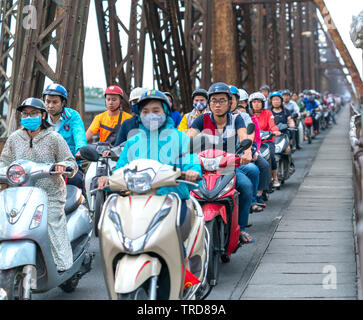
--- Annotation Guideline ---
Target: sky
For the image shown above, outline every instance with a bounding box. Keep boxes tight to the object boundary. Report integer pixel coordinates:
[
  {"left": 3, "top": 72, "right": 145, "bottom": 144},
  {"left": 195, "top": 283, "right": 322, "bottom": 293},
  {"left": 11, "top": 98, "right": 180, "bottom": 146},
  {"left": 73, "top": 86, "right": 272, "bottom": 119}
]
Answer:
[{"left": 82, "top": 0, "right": 363, "bottom": 90}]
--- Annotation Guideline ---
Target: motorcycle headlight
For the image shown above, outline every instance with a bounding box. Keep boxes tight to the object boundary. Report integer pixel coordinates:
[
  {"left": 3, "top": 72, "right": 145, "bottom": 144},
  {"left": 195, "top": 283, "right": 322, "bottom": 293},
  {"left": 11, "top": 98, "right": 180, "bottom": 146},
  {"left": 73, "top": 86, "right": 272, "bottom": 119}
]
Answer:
[
  {"left": 29, "top": 205, "right": 44, "bottom": 230},
  {"left": 200, "top": 155, "right": 223, "bottom": 172},
  {"left": 217, "top": 179, "right": 235, "bottom": 198},
  {"left": 7, "top": 165, "right": 26, "bottom": 185},
  {"left": 275, "top": 141, "right": 285, "bottom": 154},
  {"left": 124, "top": 168, "right": 155, "bottom": 194}
]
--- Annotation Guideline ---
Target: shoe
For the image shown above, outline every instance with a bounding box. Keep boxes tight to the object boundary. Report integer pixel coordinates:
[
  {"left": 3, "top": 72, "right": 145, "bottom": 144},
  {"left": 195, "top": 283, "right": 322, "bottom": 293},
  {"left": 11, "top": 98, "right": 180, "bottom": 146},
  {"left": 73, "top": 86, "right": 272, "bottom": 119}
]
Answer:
[
  {"left": 256, "top": 195, "right": 266, "bottom": 208},
  {"left": 250, "top": 205, "right": 263, "bottom": 213},
  {"left": 239, "top": 232, "right": 255, "bottom": 246},
  {"left": 273, "top": 182, "right": 281, "bottom": 188}
]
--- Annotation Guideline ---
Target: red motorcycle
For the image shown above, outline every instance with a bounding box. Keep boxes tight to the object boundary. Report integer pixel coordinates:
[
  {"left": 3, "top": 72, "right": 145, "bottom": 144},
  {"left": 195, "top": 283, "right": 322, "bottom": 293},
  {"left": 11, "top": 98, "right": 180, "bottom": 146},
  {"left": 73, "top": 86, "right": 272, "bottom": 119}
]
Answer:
[{"left": 190, "top": 138, "right": 252, "bottom": 287}]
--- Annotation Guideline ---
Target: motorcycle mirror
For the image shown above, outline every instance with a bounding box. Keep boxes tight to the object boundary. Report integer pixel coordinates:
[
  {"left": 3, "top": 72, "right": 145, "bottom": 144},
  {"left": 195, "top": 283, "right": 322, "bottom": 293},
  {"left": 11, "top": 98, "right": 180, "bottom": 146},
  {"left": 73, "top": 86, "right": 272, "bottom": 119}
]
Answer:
[
  {"left": 246, "top": 123, "right": 255, "bottom": 135},
  {"left": 80, "top": 146, "right": 100, "bottom": 162},
  {"left": 236, "top": 139, "right": 253, "bottom": 154}
]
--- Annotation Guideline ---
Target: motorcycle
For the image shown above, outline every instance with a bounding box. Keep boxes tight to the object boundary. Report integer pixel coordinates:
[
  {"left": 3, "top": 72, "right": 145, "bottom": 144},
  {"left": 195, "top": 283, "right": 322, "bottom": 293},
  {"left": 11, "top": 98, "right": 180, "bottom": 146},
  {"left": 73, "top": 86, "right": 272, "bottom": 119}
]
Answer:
[
  {"left": 83, "top": 145, "right": 209, "bottom": 300},
  {"left": 0, "top": 161, "right": 93, "bottom": 300},
  {"left": 303, "top": 111, "right": 314, "bottom": 144},
  {"left": 273, "top": 117, "right": 295, "bottom": 185},
  {"left": 82, "top": 142, "right": 121, "bottom": 237},
  {"left": 260, "top": 130, "right": 274, "bottom": 196},
  {"left": 190, "top": 131, "right": 253, "bottom": 287},
  {"left": 291, "top": 113, "right": 304, "bottom": 150}
]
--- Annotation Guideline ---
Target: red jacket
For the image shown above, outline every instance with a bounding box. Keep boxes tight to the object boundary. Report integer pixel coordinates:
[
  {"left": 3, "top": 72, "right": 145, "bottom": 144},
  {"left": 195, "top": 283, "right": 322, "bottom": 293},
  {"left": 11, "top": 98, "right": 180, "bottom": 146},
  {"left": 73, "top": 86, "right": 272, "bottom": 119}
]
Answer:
[{"left": 254, "top": 109, "right": 279, "bottom": 143}]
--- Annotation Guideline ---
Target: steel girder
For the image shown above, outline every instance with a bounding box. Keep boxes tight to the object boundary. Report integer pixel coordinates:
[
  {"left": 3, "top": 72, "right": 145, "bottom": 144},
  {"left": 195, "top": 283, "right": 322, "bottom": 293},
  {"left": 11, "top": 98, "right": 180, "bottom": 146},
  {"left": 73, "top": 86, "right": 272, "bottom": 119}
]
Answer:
[
  {"left": 95, "top": 0, "right": 146, "bottom": 100},
  {"left": 3, "top": 0, "right": 90, "bottom": 134}
]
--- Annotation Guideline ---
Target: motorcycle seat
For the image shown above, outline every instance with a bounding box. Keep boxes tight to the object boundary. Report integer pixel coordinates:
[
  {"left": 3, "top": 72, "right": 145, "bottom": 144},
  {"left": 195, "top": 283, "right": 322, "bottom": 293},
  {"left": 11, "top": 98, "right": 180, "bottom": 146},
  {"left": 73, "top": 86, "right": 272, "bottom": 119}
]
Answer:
[{"left": 65, "top": 185, "right": 83, "bottom": 215}]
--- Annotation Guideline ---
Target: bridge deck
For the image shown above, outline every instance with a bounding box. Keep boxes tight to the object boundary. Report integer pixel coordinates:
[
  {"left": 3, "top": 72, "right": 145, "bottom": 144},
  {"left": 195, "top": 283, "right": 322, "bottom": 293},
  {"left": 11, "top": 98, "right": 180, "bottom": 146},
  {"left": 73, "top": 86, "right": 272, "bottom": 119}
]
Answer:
[{"left": 241, "top": 105, "right": 357, "bottom": 300}]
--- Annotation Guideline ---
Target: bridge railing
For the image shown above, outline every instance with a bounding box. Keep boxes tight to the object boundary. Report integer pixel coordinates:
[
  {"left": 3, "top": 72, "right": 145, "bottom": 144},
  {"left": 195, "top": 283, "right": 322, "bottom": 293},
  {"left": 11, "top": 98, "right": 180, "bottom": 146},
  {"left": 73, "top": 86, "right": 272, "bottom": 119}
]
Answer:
[{"left": 350, "top": 103, "right": 363, "bottom": 299}]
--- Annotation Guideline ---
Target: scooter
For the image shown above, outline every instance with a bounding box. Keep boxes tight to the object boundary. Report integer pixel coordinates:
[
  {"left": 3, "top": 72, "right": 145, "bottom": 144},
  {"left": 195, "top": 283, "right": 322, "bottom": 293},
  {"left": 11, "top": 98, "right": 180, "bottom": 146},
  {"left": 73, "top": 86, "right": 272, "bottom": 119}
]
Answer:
[
  {"left": 83, "top": 142, "right": 120, "bottom": 237},
  {"left": 190, "top": 135, "right": 253, "bottom": 287},
  {"left": 0, "top": 161, "right": 93, "bottom": 300},
  {"left": 82, "top": 146, "right": 209, "bottom": 300},
  {"left": 274, "top": 122, "right": 295, "bottom": 185},
  {"left": 260, "top": 130, "right": 274, "bottom": 196}
]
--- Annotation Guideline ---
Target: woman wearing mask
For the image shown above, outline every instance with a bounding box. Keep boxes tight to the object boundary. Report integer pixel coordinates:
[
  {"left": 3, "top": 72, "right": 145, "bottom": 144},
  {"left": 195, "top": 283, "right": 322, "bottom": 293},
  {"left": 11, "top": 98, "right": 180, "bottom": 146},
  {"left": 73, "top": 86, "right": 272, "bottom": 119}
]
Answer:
[
  {"left": 0, "top": 98, "right": 78, "bottom": 272},
  {"left": 249, "top": 92, "right": 281, "bottom": 188},
  {"left": 178, "top": 88, "right": 210, "bottom": 133}
]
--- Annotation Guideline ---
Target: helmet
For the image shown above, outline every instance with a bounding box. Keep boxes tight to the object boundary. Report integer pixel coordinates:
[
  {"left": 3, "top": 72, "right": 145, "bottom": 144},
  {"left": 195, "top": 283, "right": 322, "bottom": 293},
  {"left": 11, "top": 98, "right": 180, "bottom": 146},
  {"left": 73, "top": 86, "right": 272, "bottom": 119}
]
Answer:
[
  {"left": 129, "top": 87, "right": 147, "bottom": 103},
  {"left": 17, "top": 98, "right": 48, "bottom": 113},
  {"left": 105, "top": 85, "right": 124, "bottom": 99},
  {"left": 281, "top": 89, "right": 291, "bottom": 96},
  {"left": 269, "top": 91, "right": 283, "bottom": 100},
  {"left": 192, "top": 88, "right": 208, "bottom": 100},
  {"left": 239, "top": 89, "right": 249, "bottom": 101},
  {"left": 208, "top": 82, "right": 232, "bottom": 101},
  {"left": 229, "top": 85, "right": 240, "bottom": 99},
  {"left": 259, "top": 85, "right": 270, "bottom": 92},
  {"left": 138, "top": 90, "right": 172, "bottom": 115},
  {"left": 248, "top": 92, "right": 266, "bottom": 104},
  {"left": 163, "top": 92, "right": 174, "bottom": 105},
  {"left": 42, "top": 83, "right": 68, "bottom": 102}
]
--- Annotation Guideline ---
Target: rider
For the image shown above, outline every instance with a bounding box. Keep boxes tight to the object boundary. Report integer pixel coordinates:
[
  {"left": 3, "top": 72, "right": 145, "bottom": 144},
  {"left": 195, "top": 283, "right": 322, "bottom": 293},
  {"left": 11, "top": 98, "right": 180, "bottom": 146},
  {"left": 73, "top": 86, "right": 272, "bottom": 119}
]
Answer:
[
  {"left": 259, "top": 85, "right": 271, "bottom": 110},
  {"left": 114, "top": 87, "right": 148, "bottom": 147},
  {"left": 230, "top": 86, "right": 269, "bottom": 211},
  {"left": 0, "top": 98, "right": 78, "bottom": 272},
  {"left": 178, "top": 88, "right": 209, "bottom": 132},
  {"left": 280, "top": 90, "right": 299, "bottom": 149},
  {"left": 303, "top": 90, "right": 321, "bottom": 135},
  {"left": 237, "top": 89, "right": 249, "bottom": 112},
  {"left": 86, "top": 85, "right": 132, "bottom": 145},
  {"left": 249, "top": 92, "right": 281, "bottom": 189},
  {"left": 187, "top": 82, "right": 257, "bottom": 244},
  {"left": 98, "top": 90, "right": 201, "bottom": 224},
  {"left": 43, "top": 83, "right": 87, "bottom": 189}
]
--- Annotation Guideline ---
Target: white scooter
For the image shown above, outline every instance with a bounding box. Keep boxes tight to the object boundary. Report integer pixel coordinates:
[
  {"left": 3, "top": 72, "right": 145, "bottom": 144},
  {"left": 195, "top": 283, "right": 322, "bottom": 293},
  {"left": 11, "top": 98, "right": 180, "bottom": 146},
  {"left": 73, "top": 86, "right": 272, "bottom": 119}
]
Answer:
[
  {"left": 82, "top": 145, "right": 209, "bottom": 300},
  {"left": 83, "top": 142, "right": 120, "bottom": 237},
  {"left": 0, "top": 161, "right": 93, "bottom": 300}
]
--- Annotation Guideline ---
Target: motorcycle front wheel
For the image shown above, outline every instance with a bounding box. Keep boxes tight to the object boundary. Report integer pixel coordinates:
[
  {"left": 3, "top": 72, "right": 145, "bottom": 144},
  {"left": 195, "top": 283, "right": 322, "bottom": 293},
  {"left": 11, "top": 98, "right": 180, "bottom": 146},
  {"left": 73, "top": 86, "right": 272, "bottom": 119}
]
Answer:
[
  {"left": 0, "top": 267, "right": 26, "bottom": 300},
  {"left": 94, "top": 190, "right": 105, "bottom": 237},
  {"left": 205, "top": 219, "right": 221, "bottom": 287},
  {"left": 117, "top": 285, "right": 149, "bottom": 300}
]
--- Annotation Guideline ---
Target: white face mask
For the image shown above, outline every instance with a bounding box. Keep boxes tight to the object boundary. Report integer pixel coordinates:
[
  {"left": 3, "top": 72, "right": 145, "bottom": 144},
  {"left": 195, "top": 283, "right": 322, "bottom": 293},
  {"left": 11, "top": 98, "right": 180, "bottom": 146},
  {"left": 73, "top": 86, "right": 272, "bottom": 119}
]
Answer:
[{"left": 140, "top": 113, "right": 167, "bottom": 131}]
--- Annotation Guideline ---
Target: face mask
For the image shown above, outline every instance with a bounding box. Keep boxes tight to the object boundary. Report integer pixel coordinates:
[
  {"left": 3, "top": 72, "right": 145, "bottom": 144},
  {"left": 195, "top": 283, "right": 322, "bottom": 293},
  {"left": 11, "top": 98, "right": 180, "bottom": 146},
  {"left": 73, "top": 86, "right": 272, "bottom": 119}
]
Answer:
[
  {"left": 140, "top": 113, "right": 166, "bottom": 131},
  {"left": 21, "top": 116, "right": 42, "bottom": 131},
  {"left": 193, "top": 102, "right": 207, "bottom": 111}
]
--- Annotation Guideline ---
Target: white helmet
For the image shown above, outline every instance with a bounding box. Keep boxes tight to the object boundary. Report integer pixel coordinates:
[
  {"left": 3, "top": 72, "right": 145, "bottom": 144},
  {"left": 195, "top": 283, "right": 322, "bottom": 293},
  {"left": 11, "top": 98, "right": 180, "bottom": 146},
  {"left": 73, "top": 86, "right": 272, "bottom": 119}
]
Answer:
[
  {"left": 129, "top": 87, "right": 148, "bottom": 103},
  {"left": 248, "top": 92, "right": 266, "bottom": 103},
  {"left": 239, "top": 89, "right": 249, "bottom": 101}
]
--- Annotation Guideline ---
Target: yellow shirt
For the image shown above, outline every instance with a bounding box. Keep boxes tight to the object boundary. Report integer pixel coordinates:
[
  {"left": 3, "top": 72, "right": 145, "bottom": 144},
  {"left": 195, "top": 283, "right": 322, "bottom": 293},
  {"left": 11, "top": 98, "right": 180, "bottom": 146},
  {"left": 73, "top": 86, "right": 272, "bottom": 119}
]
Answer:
[{"left": 88, "top": 110, "right": 132, "bottom": 142}]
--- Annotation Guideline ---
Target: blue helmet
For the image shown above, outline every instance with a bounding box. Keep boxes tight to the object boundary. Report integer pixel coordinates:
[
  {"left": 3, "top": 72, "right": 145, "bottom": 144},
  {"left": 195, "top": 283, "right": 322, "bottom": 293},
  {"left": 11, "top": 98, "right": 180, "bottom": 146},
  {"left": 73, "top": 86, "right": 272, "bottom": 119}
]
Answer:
[
  {"left": 42, "top": 83, "right": 68, "bottom": 102},
  {"left": 138, "top": 90, "right": 172, "bottom": 115},
  {"left": 229, "top": 85, "right": 240, "bottom": 99},
  {"left": 208, "top": 82, "right": 232, "bottom": 101},
  {"left": 269, "top": 91, "right": 283, "bottom": 100}
]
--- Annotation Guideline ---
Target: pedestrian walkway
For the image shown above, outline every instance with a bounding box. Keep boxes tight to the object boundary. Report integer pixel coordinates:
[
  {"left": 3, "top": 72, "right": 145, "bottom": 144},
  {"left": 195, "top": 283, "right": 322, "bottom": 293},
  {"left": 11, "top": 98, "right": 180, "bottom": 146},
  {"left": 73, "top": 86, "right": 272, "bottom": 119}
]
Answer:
[{"left": 241, "top": 105, "right": 357, "bottom": 300}]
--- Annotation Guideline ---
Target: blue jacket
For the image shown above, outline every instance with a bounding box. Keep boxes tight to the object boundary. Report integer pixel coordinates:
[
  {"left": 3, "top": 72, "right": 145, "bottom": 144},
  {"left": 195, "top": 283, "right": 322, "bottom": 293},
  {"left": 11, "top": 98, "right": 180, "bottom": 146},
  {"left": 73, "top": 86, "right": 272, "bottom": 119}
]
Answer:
[
  {"left": 303, "top": 98, "right": 319, "bottom": 113},
  {"left": 115, "top": 117, "right": 202, "bottom": 200},
  {"left": 51, "top": 107, "right": 87, "bottom": 161}
]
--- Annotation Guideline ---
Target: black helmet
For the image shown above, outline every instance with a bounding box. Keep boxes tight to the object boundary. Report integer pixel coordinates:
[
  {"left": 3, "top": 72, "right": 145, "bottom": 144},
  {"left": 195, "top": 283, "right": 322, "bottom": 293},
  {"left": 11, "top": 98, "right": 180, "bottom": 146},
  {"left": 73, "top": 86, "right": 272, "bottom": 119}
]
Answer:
[
  {"left": 192, "top": 88, "right": 208, "bottom": 100},
  {"left": 208, "top": 82, "right": 232, "bottom": 101},
  {"left": 17, "top": 98, "right": 47, "bottom": 114},
  {"left": 138, "top": 90, "right": 172, "bottom": 115},
  {"left": 259, "top": 85, "right": 270, "bottom": 92}
]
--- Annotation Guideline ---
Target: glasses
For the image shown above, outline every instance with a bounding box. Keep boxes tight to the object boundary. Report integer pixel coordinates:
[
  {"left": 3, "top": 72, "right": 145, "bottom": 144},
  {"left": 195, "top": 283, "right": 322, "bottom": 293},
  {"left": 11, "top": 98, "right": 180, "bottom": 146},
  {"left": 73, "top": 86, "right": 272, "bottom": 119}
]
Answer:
[
  {"left": 210, "top": 98, "right": 228, "bottom": 105},
  {"left": 21, "top": 111, "right": 41, "bottom": 118}
]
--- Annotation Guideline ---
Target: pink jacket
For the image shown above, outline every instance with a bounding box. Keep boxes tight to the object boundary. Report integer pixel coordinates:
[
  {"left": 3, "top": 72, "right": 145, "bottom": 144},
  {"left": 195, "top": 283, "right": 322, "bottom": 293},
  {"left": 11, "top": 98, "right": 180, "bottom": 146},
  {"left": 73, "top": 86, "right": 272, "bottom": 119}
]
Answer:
[{"left": 250, "top": 114, "right": 261, "bottom": 152}]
